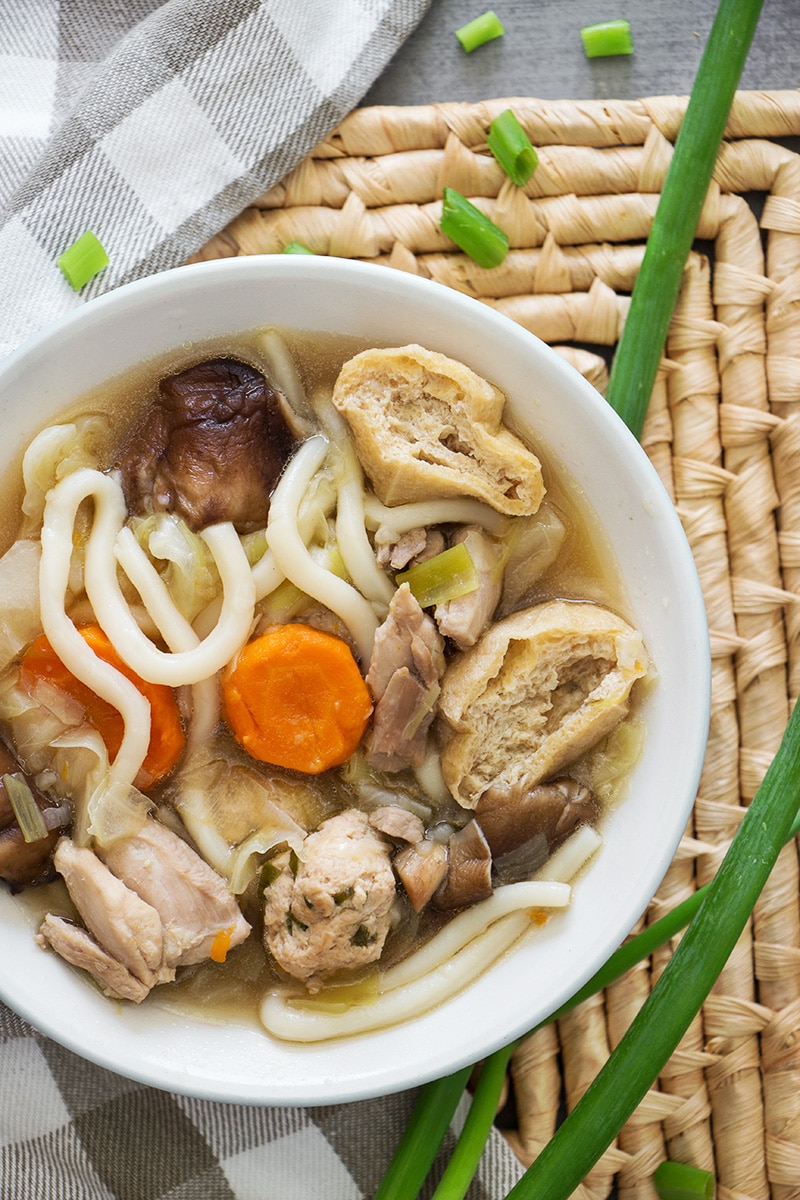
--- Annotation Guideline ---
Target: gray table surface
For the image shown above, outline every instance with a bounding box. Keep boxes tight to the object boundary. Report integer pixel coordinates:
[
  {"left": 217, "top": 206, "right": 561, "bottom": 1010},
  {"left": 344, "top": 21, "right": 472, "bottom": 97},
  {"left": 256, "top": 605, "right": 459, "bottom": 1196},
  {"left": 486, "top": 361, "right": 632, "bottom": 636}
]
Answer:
[{"left": 364, "top": 0, "right": 799, "bottom": 107}]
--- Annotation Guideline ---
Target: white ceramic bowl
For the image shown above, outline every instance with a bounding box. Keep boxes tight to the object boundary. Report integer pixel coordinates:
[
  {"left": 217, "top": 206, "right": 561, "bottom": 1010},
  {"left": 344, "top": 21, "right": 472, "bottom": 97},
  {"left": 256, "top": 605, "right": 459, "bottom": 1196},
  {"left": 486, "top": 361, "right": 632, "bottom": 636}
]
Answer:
[{"left": 0, "top": 256, "right": 710, "bottom": 1105}]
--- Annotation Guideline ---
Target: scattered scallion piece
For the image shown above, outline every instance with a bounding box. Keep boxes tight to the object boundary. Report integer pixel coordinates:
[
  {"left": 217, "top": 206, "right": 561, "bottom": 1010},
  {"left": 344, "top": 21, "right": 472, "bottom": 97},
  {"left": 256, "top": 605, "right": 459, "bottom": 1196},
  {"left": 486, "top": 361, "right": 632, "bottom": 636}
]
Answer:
[
  {"left": 487, "top": 109, "right": 538, "bottom": 187},
  {"left": 396, "top": 541, "right": 479, "bottom": 608},
  {"left": 653, "top": 1160, "right": 715, "bottom": 1200},
  {"left": 580, "top": 19, "right": 634, "bottom": 58},
  {"left": 455, "top": 11, "right": 505, "bottom": 52},
  {"left": 439, "top": 187, "right": 509, "bottom": 268},
  {"left": 605, "top": 0, "right": 764, "bottom": 437},
  {"left": 282, "top": 241, "right": 315, "bottom": 255},
  {"left": 3, "top": 773, "right": 47, "bottom": 843},
  {"left": 56, "top": 230, "right": 109, "bottom": 290}
]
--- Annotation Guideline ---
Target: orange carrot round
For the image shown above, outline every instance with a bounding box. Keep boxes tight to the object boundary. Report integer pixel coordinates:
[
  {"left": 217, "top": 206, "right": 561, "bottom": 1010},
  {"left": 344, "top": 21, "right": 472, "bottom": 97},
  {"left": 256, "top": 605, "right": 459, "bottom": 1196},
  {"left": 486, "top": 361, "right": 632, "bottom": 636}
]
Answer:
[
  {"left": 222, "top": 624, "right": 373, "bottom": 774},
  {"left": 20, "top": 625, "right": 185, "bottom": 789}
]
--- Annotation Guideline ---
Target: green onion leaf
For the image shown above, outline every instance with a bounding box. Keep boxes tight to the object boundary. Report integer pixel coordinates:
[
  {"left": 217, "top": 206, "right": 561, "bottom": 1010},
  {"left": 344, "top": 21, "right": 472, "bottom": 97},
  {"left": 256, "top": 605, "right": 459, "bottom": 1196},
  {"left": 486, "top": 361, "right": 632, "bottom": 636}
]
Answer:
[
  {"left": 373, "top": 1067, "right": 474, "bottom": 1200},
  {"left": 653, "top": 1160, "right": 715, "bottom": 1200},
  {"left": 439, "top": 187, "right": 509, "bottom": 268},
  {"left": 507, "top": 658, "right": 793, "bottom": 1198},
  {"left": 454, "top": 11, "right": 505, "bottom": 52},
  {"left": 487, "top": 109, "right": 538, "bottom": 187},
  {"left": 396, "top": 542, "right": 479, "bottom": 608},
  {"left": 282, "top": 241, "right": 315, "bottom": 255},
  {"left": 580, "top": 19, "right": 634, "bottom": 58},
  {"left": 3, "top": 773, "right": 48, "bottom": 843},
  {"left": 606, "top": 0, "right": 764, "bottom": 437},
  {"left": 56, "top": 231, "right": 109, "bottom": 290}
]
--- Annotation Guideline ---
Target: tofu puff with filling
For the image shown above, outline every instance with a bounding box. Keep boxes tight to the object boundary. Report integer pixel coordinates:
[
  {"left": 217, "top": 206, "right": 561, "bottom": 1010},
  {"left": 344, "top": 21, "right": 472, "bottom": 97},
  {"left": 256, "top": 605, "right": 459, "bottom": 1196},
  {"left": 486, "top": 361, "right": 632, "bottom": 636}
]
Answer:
[
  {"left": 332, "top": 344, "right": 544, "bottom": 514},
  {"left": 437, "top": 599, "right": 649, "bottom": 809}
]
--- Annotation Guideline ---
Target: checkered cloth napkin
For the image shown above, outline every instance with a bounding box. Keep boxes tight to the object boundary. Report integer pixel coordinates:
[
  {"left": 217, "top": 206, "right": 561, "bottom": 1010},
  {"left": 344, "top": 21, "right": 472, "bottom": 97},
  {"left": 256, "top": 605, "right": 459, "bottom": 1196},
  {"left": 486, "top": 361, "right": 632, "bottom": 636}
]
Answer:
[
  {"left": 0, "top": 2, "right": 528, "bottom": 1197},
  {"left": 0, "top": 0, "right": 430, "bottom": 359}
]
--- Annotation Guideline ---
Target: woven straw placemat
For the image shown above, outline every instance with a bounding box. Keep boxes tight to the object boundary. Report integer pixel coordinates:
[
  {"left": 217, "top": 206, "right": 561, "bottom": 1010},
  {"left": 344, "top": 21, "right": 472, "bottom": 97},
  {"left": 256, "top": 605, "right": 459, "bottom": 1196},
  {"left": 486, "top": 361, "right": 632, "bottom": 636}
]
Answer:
[{"left": 193, "top": 90, "right": 800, "bottom": 1200}]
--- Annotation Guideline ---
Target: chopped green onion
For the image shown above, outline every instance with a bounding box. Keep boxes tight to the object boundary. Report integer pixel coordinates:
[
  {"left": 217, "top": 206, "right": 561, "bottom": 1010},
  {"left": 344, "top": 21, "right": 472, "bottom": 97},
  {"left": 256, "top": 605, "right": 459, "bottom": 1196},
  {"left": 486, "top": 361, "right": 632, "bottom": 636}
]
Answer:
[
  {"left": 454, "top": 11, "right": 505, "bottom": 52},
  {"left": 396, "top": 542, "right": 479, "bottom": 608},
  {"left": 439, "top": 187, "right": 509, "bottom": 269},
  {"left": 282, "top": 241, "right": 315, "bottom": 255},
  {"left": 3, "top": 773, "right": 48, "bottom": 843},
  {"left": 487, "top": 109, "right": 538, "bottom": 187},
  {"left": 56, "top": 230, "right": 109, "bottom": 290},
  {"left": 606, "top": 0, "right": 763, "bottom": 437},
  {"left": 259, "top": 860, "right": 282, "bottom": 889},
  {"left": 580, "top": 19, "right": 634, "bottom": 58},
  {"left": 653, "top": 1160, "right": 715, "bottom": 1200}
]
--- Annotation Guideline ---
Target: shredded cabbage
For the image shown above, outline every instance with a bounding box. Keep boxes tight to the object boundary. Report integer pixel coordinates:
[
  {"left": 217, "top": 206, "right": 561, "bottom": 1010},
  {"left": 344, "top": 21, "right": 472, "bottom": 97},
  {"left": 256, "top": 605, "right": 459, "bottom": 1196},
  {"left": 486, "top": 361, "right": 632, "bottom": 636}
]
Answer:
[
  {"left": 498, "top": 503, "right": 566, "bottom": 612},
  {"left": 0, "top": 540, "right": 43, "bottom": 672},
  {"left": 0, "top": 674, "right": 113, "bottom": 847},
  {"left": 21, "top": 416, "right": 109, "bottom": 536},
  {"left": 172, "top": 749, "right": 319, "bottom": 891},
  {"left": 130, "top": 513, "right": 220, "bottom": 623},
  {"left": 85, "top": 769, "right": 151, "bottom": 849}
]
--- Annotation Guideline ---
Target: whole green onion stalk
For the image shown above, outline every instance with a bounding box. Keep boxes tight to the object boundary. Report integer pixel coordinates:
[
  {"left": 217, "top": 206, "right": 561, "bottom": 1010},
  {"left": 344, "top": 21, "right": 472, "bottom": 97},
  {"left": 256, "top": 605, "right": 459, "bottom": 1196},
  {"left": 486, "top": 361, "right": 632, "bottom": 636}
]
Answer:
[
  {"left": 374, "top": 0, "right": 767, "bottom": 1195},
  {"left": 605, "top": 0, "right": 765, "bottom": 435}
]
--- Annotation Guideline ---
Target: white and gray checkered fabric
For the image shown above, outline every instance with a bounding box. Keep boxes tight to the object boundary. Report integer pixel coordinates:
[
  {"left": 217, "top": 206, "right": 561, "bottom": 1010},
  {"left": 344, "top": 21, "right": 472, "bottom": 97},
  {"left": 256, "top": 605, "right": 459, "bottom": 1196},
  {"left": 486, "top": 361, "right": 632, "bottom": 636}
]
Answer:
[
  {"left": 0, "top": 1006, "right": 526, "bottom": 1199},
  {"left": 0, "top": 0, "right": 431, "bottom": 359},
  {"left": 0, "top": 2, "right": 529, "bottom": 1196}
]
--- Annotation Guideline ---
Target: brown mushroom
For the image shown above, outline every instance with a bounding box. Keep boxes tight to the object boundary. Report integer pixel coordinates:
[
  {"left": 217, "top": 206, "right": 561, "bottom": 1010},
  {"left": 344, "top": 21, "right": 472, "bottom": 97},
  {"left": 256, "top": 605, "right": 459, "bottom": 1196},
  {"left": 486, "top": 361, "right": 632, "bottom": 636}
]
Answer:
[
  {"left": 0, "top": 754, "right": 71, "bottom": 891},
  {"left": 116, "top": 358, "right": 298, "bottom": 533},
  {"left": 394, "top": 839, "right": 448, "bottom": 912},
  {"left": 434, "top": 820, "right": 493, "bottom": 910},
  {"left": 476, "top": 776, "right": 599, "bottom": 859}
]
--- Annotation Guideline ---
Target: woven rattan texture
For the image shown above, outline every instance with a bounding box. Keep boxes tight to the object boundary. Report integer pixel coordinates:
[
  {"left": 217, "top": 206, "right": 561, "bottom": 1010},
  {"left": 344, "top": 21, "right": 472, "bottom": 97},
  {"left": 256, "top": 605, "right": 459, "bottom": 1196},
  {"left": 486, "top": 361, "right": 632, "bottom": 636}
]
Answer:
[{"left": 194, "top": 91, "right": 800, "bottom": 1200}]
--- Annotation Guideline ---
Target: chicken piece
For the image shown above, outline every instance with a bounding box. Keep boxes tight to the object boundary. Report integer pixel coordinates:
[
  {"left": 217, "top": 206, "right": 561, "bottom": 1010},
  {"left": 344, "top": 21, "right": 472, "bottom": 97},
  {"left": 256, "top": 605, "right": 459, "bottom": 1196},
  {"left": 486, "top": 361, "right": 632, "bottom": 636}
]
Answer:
[
  {"left": 36, "top": 914, "right": 151, "bottom": 1003},
  {"left": 50, "top": 838, "right": 168, "bottom": 989},
  {"left": 116, "top": 358, "right": 297, "bottom": 533},
  {"left": 100, "top": 818, "right": 250, "bottom": 967},
  {"left": 365, "top": 584, "right": 446, "bottom": 772},
  {"left": 438, "top": 599, "right": 648, "bottom": 807},
  {"left": 368, "top": 805, "right": 425, "bottom": 844},
  {"left": 375, "top": 526, "right": 446, "bottom": 571},
  {"left": 434, "top": 526, "right": 504, "bottom": 650},
  {"left": 263, "top": 809, "right": 396, "bottom": 992},
  {"left": 332, "top": 345, "right": 544, "bottom": 515}
]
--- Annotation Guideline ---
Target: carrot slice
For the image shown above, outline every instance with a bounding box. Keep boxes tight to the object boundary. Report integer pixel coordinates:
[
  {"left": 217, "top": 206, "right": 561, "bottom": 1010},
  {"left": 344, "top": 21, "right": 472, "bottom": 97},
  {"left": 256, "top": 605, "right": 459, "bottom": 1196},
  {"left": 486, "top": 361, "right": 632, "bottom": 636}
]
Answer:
[
  {"left": 20, "top": 625, "right": 185, "bottom": 789},
  {"left": 222, "top": 624, "right": 373, "bottom": 774}
]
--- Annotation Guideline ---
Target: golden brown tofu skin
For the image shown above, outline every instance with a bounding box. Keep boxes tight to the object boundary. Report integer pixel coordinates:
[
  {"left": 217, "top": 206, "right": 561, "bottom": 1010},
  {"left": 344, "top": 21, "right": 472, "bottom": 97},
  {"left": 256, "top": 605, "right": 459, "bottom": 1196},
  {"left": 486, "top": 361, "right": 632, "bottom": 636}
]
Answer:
[
  {"left": 332, "top": 345, "right": 544, "bottom": 515},
  {"left": 437, "top": 598, "right": 649, "bottom": 808}
]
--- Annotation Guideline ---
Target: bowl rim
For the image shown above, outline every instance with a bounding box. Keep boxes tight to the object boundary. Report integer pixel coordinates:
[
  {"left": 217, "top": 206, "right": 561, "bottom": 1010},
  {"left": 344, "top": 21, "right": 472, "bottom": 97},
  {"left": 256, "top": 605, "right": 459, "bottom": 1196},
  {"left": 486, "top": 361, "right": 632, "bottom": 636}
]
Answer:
[{"left": 0, "top": 255, "right": 711, "bottom": 1105}]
